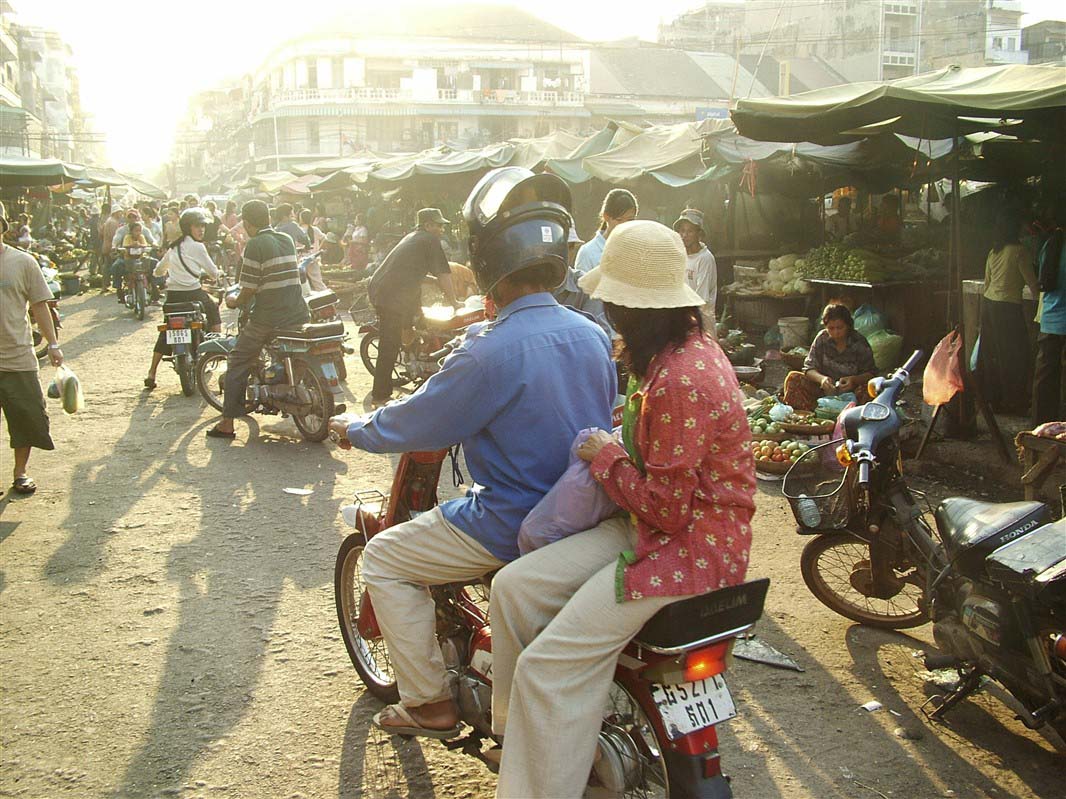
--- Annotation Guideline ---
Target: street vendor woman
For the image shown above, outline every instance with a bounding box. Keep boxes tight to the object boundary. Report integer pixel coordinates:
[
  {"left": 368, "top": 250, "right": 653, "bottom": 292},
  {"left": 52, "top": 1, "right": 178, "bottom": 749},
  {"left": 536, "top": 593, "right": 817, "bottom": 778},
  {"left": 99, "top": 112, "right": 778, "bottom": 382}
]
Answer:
[{"left": 783, "top": 304, "right": 877, "bottom": 411}]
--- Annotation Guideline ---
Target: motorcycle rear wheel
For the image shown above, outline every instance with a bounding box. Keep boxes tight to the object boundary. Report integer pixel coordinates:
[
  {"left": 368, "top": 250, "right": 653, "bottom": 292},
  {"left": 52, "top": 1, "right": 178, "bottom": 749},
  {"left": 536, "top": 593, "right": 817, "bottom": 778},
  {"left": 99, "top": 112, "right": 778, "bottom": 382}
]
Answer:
[
  {"left": 290, "top": 362, "right": 333, "bottom": 442},
  {"left": 196, "top": 352, "right": 228, "bottom": 412},
  {"left": 177, "top": 352, "right": 196, "bottom": 397},
  {"left": 335, "top": 532, "right": 399, "bottom": 704},
  {"left": 359, "top": 332, "right": 411, "bottom": 387},
  {"left": 801, "top": 532, "right": 928, "bottom": 629},
  {"left": 598, "top": 681, "right": 670, "bottom": 798}
]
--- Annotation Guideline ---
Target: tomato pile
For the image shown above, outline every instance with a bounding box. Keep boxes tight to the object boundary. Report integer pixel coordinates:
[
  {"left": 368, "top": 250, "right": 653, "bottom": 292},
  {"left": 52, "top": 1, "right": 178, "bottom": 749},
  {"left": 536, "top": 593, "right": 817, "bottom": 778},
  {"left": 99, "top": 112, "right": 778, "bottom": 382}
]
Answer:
[{"left": 753, "top": 439, "right": 810, "bottom": 465}]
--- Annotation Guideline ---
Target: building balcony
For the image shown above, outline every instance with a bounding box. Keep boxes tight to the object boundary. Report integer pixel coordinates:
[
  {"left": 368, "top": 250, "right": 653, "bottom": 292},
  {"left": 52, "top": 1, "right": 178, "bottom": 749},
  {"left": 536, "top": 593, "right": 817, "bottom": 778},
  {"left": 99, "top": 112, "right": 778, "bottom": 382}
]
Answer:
[
  {"left": 989, "top": 0, "right": 1023, "bottom": 13},
  {"left": 270, "top": 86, "right": 585, "bottom": 108},
  {"left": 882, "top": 50, "right": 917, "bottom": 67},
  {"left": 882, "top": 2, "right": 917, "bottom": 16},
  {"left": 985, "top": 48, "right": 1029, "bottom": 65},
  {"left": 0, "top": 81, "right": 19, "bottom": 107}
]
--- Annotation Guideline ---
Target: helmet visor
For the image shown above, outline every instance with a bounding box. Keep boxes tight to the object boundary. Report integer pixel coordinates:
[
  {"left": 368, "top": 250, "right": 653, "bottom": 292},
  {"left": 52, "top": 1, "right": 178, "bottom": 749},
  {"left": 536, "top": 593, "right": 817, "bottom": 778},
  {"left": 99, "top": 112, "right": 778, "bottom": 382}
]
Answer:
[{"left": 466, "top": 168, "right": 571, "bottom": 227}]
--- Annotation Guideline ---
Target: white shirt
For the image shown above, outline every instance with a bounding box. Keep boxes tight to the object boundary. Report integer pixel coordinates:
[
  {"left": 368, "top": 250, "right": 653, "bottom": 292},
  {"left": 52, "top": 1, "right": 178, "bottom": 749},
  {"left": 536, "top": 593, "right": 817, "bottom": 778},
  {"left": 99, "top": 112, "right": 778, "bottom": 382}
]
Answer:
[
  {"left": 574, "top": 230, "right": 606, "bottom": 275},
  {"left": 154, "top": 238, "right": 220, "bottom": 291},
  {"left": 686, "top": 245, "right": 717, "bottom": 325}
]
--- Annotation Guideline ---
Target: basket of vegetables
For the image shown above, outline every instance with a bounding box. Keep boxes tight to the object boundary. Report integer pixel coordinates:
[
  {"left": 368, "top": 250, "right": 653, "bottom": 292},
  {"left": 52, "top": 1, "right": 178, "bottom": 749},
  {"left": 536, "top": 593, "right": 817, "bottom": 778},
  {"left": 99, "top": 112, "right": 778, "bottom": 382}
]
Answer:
[
  {"left": 752, "top": 439, "right": 814, "bottom": 475},
  {"left": 778, "top": 411, "right": 836, "bottom": 436},
  {"left": 748, "top": 416, "right": 787, "bottom": 441}
]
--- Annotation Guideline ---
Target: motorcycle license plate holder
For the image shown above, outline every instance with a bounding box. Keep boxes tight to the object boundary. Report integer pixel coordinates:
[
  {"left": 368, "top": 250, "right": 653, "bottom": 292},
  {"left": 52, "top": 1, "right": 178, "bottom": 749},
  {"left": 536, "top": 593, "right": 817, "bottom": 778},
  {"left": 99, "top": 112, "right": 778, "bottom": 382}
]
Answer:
[
  {"left": 650, "top": 674, "right": 737, "bottom": 740},
  {"left": 166, "top": 329, "right": 193, "bottom": 345}
]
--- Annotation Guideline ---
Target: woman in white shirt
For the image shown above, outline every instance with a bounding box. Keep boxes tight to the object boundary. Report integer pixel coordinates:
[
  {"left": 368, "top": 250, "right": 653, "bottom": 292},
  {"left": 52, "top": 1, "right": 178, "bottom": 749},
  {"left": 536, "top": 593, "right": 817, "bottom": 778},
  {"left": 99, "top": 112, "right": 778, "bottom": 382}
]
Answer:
[
  {"left": 574, "top": 189, "right": 638, "bottom": 275},
  {"left": 143, "top": 208, "right": 221, "bottom": 389}
]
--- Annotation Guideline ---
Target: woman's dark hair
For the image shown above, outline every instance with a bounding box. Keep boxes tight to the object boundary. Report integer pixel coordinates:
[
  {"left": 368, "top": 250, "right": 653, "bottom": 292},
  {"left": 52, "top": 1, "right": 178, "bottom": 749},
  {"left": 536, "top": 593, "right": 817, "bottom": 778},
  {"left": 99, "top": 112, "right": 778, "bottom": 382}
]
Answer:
[
  {"left": 225, "top": 201, "right": 236, "bottom": 214},
  {"left": 600, "top": 189, "right": 638, "bottom": 229},
  {"left": 991, "top": 208, "right": 1021, "bottom": 253},
  {"left": 300, "top": 209, "right": 313, "bottom": 225},
  {"left": 604, "top": 303, "right": 703, "bottom": 378},
  {"left": 821, "top": 303, "right": 854, "bottom": 331}
]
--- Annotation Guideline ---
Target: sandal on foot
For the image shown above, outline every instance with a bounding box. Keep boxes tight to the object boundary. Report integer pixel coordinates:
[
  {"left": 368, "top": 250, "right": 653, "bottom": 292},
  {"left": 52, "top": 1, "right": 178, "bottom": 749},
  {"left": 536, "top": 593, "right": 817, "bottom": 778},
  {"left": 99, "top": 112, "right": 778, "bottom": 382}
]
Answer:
[
  {"left": 12, "top": 476, "right": 37, "bottom": 495},
  {"left": 143, "top": 377, "right": 157, "bottom": 390},
  {"left": 205, "top": 425, "right": 236, "bottom": 440},
  {"left": 371, "top": 704, "right": 461, "bottom": 740}
]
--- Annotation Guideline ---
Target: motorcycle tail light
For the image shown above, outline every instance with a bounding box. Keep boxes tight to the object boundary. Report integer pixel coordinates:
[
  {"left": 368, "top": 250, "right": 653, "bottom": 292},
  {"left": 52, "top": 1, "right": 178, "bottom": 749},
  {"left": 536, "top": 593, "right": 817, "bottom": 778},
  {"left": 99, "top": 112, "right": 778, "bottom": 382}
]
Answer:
[
  {"left": 168, "top": 317, "right": 186, "bottom": 329},
  {"left": 1051, "top": 633, "right": 1066, "bottom": 661},
  {"left": 683, "top": 640, "right": 734, "bottom": 682},
  {"left": 836, "top": 444, "right": 853, "bottom": 467}
]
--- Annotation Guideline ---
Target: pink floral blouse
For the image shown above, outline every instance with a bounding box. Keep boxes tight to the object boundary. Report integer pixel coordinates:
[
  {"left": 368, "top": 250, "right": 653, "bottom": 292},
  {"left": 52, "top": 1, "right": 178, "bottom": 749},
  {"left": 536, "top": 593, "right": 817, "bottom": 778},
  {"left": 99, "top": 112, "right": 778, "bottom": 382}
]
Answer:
[{"left": 591, "top": 331, "right": 756, "bottom": 601}]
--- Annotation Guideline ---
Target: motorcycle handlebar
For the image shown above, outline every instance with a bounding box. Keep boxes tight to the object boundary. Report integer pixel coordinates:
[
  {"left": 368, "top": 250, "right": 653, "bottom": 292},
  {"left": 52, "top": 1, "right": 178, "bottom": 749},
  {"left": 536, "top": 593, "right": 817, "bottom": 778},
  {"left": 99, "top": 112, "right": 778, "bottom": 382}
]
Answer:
[
  {"left": 899, "top": 350, "right": 923, "bottom": 379},
  {"left": 858, "top": 459, "right": 871, "bottom": 485}
]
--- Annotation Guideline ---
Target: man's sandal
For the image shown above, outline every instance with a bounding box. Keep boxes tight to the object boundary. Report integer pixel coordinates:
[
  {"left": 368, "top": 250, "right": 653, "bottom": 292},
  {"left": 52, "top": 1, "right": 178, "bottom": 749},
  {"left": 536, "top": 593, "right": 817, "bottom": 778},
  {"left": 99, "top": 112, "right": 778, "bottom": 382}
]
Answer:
[
  {"left": 11, "top": 477, "right": 37, "bottom": 495},
  {"left": 205, "top": 425, "right": 236, "bottom": 440},
  {"left": 371, "top": 704, "right": 461, "bottom": 740}
]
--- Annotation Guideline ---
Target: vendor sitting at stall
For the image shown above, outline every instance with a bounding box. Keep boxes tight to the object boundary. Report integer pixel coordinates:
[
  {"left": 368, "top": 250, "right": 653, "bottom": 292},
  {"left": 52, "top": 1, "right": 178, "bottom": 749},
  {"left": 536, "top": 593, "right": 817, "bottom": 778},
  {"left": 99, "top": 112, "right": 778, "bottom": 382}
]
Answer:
[{"left": 783, "top": 304, "right": 877, "bottom": 411}]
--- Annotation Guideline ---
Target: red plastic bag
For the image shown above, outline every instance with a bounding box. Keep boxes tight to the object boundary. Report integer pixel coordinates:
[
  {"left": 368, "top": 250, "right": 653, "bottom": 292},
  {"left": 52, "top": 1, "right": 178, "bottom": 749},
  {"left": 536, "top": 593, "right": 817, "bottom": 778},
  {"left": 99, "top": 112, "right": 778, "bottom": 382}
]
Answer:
[{"left": 923, "top": 331, "right": 964, "bottom": 407}]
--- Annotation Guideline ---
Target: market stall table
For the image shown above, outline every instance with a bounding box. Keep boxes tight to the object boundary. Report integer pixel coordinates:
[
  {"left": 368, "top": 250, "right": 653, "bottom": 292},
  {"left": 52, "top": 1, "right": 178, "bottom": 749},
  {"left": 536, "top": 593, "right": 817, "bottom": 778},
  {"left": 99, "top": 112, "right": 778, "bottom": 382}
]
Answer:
[{"left": 1015, "top": 432, "right": 1066, "bottom": 505}]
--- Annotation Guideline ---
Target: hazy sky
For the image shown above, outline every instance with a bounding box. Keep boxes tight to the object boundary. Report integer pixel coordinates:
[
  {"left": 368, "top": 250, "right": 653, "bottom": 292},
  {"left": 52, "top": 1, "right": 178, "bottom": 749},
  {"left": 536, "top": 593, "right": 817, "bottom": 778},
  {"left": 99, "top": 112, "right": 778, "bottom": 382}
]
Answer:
[{"left": 13, "top": 0, "right": 1065, "bottom": 176}]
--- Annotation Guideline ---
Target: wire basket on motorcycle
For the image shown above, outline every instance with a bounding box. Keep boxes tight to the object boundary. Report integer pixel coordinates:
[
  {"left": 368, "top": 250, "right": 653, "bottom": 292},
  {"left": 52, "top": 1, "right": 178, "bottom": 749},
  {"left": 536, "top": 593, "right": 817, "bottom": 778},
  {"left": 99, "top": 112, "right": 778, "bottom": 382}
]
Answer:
[{"left": 781, "top": 438, "right": 857, "bottom": 533}]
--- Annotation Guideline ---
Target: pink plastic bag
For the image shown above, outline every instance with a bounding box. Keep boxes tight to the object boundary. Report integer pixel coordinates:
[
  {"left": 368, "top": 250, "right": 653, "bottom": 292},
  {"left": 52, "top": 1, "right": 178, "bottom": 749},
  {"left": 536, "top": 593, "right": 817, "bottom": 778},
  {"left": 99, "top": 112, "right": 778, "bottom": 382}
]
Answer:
[
  {"left": 923, "top": 331, "right": 964, "bottom": 407},
  {"left": 517, "top": 429, "right": 621, "bottom": 555}
]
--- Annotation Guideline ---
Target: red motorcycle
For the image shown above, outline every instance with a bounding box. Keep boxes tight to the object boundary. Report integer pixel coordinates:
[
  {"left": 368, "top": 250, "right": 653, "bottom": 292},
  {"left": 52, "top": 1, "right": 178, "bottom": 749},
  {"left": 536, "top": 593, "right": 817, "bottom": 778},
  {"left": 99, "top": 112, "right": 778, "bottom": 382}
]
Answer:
[
  {"left": 358, "top": 300, "right": 486, "bottom": 390},
  {"left": 334, "top": 447, "right": 767, "bottom": 797}
]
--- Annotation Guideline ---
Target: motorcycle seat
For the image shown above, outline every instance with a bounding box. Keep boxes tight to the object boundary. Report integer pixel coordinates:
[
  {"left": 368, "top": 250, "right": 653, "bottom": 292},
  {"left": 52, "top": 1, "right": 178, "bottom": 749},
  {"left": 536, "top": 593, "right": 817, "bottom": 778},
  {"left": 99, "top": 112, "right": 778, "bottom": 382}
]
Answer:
[
  {"left": 306, "top": 291, "right": 339, "bottom": 311},
  {"left": 934, "top": 497, "right": 1051, "bottom": 575},
  {"left": 275, "top": 321, "right": 346, "bottom": 340},
  {"left": 632, "top": 578, "right": 769, "bottom": 654},
  {"left": 163, "top": 302, "right": 204, "bottom": 315},
  {"left": 984, "top": 518, "right": 1066, "bottom": 598}
]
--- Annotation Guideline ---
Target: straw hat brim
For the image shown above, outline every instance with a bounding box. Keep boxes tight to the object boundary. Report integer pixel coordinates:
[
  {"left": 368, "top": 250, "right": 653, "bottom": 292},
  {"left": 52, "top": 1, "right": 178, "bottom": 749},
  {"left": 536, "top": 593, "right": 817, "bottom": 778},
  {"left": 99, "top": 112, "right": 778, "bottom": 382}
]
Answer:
[{"left": 579, "top": 265, "right": 706, "bottom": 309}]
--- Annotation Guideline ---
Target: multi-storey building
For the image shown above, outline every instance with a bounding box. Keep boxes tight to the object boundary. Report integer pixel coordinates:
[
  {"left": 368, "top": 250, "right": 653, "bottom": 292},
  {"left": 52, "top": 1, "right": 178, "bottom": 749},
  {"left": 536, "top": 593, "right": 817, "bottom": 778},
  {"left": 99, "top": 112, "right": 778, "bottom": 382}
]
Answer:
[
  {"left": 1023, "top": 19, "right": 1066, "bottom": 65},
  {"left": 658, "top": 1, "right": 746, "bottom": 53},
  {"left": 0, "top": 0, "right": 43, "bottom": 158}
]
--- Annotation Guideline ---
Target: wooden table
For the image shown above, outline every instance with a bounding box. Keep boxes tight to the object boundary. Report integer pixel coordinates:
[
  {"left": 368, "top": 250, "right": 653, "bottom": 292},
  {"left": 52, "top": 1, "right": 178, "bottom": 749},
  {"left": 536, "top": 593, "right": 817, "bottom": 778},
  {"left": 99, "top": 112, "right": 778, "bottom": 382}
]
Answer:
[{"left": 1016, "top": 433, "right": 1066, "bottom": 507}]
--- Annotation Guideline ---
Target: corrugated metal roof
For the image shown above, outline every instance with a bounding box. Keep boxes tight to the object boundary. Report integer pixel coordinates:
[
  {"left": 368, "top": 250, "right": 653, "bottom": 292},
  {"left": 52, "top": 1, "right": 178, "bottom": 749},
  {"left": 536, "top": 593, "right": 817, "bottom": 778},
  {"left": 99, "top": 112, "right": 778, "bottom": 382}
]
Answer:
[{"left": 589, "top": 47, "right": 729, "bottom": 99}]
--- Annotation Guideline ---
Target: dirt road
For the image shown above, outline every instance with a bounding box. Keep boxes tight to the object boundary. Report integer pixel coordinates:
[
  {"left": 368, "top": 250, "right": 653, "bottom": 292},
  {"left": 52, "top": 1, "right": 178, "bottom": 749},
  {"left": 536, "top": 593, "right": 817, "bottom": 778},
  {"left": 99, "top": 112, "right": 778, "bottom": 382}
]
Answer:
[{"left": 1, "top": 291, "right": 1061, "bottom": 799}]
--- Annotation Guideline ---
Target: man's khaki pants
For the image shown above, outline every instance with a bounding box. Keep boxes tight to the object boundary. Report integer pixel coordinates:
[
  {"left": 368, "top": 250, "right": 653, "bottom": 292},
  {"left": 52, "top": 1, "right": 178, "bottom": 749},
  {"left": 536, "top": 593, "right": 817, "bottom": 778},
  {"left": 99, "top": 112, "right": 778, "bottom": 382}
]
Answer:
[
  {"left": 361, "top": 507, "right": 505, "bottom": 707},
  {"left": 490, "top": 516, "right": 693, "bottom": 799}
]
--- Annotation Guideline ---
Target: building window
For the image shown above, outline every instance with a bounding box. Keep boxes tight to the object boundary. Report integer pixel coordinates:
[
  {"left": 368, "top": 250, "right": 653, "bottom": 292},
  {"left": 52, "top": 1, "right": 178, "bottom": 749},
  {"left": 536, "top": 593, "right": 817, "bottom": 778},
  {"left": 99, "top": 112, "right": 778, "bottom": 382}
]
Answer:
[
  {"left": 1006, "top": 37, "right": 1015, "bottom": 51},
  {"left": 993, "top": 36, "right": 1003, "bottom": 49},
  {"left": 307, "top": 59, "right": 318, "bottom": 89},
  {"left": 308, "top": 120, "right": 320, "bottom": 151}
]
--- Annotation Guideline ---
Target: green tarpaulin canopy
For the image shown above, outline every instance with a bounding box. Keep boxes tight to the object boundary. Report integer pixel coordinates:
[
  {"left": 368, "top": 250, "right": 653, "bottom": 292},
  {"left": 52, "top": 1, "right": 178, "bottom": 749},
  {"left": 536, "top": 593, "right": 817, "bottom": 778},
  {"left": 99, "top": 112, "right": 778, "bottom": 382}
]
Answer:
[
  {"left": 732, "top": 64, "right": 1066, "bottom": 145},
  {"left": 1, "top": 156, "right": 86, "bottom": 187}
]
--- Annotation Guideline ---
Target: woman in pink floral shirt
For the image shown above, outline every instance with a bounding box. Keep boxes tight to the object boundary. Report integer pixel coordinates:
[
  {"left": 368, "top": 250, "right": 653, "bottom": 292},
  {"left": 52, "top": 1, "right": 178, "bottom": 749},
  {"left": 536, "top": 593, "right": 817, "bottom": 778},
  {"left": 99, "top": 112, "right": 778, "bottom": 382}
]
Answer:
[{"left": 489, "top": 220, "right": 755, "bottom": 798}]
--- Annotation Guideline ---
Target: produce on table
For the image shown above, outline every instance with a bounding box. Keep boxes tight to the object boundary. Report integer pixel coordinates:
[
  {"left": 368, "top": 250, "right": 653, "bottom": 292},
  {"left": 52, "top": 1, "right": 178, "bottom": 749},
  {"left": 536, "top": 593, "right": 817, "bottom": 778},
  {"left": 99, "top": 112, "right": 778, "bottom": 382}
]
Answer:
[
  {"left": 749, "top": 418, "right": 785, "bottom": 437},
  {"left": 796, "top": 244, "right": 893, "bottom": 283},
  {"left": 752, "top": 439, "right": 811, "bottom": 466},
  {"left": 730, "top": 254, "right": 813, "bottom": 297}
]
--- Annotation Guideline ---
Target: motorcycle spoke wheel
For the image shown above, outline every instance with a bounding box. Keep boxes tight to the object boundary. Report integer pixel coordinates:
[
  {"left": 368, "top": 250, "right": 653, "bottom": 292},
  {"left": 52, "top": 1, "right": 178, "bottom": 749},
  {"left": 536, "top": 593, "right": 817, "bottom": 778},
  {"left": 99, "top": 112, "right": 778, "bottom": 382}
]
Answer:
[
  {"left": 334, "top": 533, "right": 399, "bottom": 704},
  {"left": 196, "top": 353, "right": 229, "bottom": 412},
  {"left": 290, "top": 363, "right": 333, "bottom": 442},
  {"left": 595, "top": 682, "right": 669, "bottom": 799},
  {"left": 801, "top": 533, "right": 928, "bottom": 629},
  {"left": 359, "top": 333, "right": 411, "bottom": 387},
  {"left": 177, "top": 353, "right": 196, "bottom": 397}
]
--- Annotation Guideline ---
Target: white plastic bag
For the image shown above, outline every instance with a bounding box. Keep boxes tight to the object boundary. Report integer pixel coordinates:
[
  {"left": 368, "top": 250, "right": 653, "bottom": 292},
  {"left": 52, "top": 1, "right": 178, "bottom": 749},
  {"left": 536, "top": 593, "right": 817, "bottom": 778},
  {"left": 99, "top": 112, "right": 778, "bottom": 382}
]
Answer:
[
  {"left": 54, "top": 364, "right": 84, "bottom": 415},
  {"left": 769, "top": 401, "right": 793, "bottom": 422}
]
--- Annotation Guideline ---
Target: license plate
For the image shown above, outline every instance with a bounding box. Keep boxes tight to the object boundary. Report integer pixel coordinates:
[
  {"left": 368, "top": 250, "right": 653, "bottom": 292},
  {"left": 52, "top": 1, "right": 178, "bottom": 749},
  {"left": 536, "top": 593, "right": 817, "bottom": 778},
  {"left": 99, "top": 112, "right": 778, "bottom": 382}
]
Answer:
[
  {"left": 650, "top": 675, "right": 736, "bottom": 740},
  {"left": 320, "top": 361, "right": 338, "bottom": 381},
  {"left": 166, "top": 329, "right": 192, "bottom": 344}
]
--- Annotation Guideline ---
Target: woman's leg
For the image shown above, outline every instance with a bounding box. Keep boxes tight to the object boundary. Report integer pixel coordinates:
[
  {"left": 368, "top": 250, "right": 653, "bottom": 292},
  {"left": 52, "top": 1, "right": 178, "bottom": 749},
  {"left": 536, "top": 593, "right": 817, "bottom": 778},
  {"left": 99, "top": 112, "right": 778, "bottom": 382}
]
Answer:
[
  {"left": 496, "top": 560, "right": 690, "bottom": 799},
  {"left": 490, "top": 516, "right": 632, "bottom": 737}
]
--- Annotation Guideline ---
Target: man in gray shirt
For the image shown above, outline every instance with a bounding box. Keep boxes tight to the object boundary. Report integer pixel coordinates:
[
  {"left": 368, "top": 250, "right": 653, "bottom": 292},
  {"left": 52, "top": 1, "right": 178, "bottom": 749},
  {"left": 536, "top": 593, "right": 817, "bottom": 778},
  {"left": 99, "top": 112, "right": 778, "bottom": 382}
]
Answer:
[{"left": 273, "top": 203, "right": 310, "bottom": 251}]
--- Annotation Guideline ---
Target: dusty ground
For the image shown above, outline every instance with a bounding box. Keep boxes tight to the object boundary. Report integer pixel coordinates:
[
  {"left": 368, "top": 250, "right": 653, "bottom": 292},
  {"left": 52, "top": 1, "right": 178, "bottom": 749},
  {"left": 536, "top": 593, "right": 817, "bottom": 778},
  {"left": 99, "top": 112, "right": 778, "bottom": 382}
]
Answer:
[{"left": 1, "top": 291, "right": 1063, "bottom": 799}]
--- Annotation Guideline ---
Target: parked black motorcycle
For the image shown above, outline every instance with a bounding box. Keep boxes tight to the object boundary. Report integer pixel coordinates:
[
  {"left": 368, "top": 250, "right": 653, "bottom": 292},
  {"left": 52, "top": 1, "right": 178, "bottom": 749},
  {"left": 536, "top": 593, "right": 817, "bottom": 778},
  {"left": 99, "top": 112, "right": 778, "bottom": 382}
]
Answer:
[{"left": 783, "top": 351, "right": 1066, "bottom": 745}]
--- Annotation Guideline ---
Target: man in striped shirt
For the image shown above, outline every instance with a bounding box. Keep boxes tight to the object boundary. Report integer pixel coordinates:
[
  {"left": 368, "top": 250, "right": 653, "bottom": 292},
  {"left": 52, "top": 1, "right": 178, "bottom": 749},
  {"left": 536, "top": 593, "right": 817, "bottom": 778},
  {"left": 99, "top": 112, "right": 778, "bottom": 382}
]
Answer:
[{"left": 206, "top": 200, "right": 309, "bottom": 439}]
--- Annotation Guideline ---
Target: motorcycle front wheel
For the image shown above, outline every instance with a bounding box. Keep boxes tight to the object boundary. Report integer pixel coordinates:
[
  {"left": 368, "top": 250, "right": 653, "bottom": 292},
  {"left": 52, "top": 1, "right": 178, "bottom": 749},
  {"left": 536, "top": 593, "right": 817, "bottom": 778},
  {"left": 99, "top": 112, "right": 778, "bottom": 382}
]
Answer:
[
  {"left": 359, "top": 332, "right": 411, "bottom": 387},
  {"left": 135, "top": 281, "right": 147, "bottom": 320},
  {"left": 801, "top": 532, "right": 928, "bottom": 629},
  {"left": 176, "top": 352, "right": 196, "bottom": 397},
  {"left": 335, "top": 532, "right": 399, "bottom": 704},
  {"left": 290, "top": 362, "right": 333, "bottom": 442}
]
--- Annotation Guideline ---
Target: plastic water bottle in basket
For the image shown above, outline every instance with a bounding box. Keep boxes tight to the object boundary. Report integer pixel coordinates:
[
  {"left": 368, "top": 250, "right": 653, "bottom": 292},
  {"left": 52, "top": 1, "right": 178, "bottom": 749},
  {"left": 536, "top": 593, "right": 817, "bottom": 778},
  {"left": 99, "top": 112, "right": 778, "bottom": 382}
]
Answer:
[{"left": 782, "top": 438, "right": 856, "bottom": 533}]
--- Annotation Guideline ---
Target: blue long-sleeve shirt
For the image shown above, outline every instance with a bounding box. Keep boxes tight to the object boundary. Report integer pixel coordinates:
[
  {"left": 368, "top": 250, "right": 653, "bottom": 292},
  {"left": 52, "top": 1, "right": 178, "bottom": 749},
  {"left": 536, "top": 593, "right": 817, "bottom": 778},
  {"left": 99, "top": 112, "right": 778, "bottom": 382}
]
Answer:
[{"left": 347, "top": 292, "right": 617, "bottom": 561}]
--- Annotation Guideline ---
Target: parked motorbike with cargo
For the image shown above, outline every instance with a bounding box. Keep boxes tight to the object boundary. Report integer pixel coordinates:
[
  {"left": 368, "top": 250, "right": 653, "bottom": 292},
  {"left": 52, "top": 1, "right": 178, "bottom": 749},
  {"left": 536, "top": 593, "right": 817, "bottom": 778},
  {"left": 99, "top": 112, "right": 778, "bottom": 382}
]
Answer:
[
  {"left": 782, "top": 351, "right": 1066, "bottom": 746},
  {"left": 333, "top": 444, "right": 768, "bottom": 797},
  {"left": 358, "top": 298, "right": 486, "bottom": 390}
]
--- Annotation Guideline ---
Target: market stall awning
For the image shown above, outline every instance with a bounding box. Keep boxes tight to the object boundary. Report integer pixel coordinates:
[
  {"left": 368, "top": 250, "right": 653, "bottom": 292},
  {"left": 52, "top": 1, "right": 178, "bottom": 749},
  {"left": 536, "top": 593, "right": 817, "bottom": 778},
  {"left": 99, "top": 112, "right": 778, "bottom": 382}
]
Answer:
[
  {"left": 580, "top": 118, "right": 732, "bottom": 184},
  {"left": 507, "top": 130, "right": 586, "bottom": 170},
  {"left": 732, "top": 64, "right": 1066, "bottom": 145},
  {"left": 242, "top": 171, "right": 298, "bottom": 193},
  {"left": 77, "top": 167, "right": 168, "bottom": 199},
  {"left": 369, "top": 143, "right": 514, "bottom": 183},
  {"left": 0, "top": 155, "right": 86, "bottom": 187}
]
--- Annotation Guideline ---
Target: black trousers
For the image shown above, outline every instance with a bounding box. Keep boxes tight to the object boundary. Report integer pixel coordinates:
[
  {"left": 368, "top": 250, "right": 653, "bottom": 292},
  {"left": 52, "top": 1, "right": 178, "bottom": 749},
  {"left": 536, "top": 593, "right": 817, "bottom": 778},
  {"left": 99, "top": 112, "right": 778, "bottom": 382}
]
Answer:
[
  {"left": 1032, "top": 332, "right": 1066, "bottom": 426},
  {"left": 976, "top": 298, "right": 1031, "bottom": 415},
  {"left": 372, "top": 307, "right": 409, "bottom": 400}
]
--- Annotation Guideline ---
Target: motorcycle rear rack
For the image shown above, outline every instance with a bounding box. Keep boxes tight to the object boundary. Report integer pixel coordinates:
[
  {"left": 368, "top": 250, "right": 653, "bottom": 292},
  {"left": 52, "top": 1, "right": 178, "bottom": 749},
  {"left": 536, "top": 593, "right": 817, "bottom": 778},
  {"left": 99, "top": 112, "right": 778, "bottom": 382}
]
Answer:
[{"left": 351, "top": 489, "right": 388, "bottom": 524}]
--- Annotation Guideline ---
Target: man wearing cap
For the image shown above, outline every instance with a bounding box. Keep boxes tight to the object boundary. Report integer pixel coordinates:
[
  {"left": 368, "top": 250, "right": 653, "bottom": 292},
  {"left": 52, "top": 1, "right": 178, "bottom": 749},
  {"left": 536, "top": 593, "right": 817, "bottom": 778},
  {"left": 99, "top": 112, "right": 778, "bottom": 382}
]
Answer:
[
  {"left": 0, "top": 202, "right": 63, "bottom": 495},
  {"left": 674, "top": 208, "right": 718, "bottom": 331},
  {"left": 366, "top": 208, "right": 458, "bottom": 405},
  {"left": 205, "top": 200, "right": 309, "bottom": 439}
]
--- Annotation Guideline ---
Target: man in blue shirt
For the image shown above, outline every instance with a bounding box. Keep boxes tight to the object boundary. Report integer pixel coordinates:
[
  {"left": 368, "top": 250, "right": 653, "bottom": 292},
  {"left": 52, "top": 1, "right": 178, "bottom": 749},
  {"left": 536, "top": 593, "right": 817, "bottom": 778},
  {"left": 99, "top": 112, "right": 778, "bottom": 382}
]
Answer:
[
  {"left": 1034, "top": 221, "right": 1066, "bottom": 425},
  {"left": 330, "top": 168, "right": 616, "bottom": 739}
]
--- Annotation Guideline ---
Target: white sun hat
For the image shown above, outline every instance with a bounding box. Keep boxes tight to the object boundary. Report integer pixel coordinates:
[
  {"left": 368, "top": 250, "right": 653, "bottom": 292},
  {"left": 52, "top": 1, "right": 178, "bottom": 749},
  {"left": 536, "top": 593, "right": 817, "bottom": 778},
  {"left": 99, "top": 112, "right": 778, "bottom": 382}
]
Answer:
[{"left": 578, "top": 220, "right": 705, "bottom": 309}]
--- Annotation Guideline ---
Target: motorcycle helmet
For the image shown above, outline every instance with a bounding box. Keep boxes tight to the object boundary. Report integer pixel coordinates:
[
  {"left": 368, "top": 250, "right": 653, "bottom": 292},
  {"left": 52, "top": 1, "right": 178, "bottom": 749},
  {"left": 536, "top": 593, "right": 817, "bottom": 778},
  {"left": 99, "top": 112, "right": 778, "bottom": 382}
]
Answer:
[
  {"left": 463, "top": 167, "right": 572, "bottom": 294},
  {"left": 179, "top": 207, "right": 213, "bottom": 237}
]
